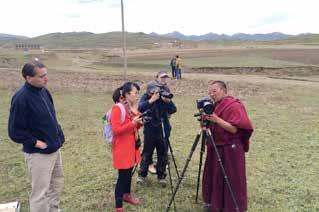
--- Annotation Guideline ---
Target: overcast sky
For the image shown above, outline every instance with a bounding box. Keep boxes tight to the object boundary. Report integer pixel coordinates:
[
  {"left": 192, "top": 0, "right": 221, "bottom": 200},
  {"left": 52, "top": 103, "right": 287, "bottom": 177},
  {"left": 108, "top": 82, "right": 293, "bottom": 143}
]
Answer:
[{"left": 1, "top": 0, "right": 318, "bottom": 37}]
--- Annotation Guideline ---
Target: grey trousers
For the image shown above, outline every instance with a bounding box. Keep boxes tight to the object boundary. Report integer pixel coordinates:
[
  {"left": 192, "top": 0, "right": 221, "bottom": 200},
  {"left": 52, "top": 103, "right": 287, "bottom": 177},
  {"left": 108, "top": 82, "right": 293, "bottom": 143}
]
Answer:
[{"left": 24, "top": 150, "right": 64, "bottom": 212}]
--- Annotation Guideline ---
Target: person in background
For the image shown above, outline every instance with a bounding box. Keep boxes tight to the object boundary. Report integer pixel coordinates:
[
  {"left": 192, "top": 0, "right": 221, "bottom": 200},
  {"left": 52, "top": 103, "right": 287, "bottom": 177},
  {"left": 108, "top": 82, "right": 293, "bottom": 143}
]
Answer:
[
  {"left": 170, "top": 56, "right": 176, "bottom": 79},
  {"left": 175, "top": 55, "right": 182, "bottom": 80},
  {"left": 8, "top": 59, "right": 65, "bottom": 212}
]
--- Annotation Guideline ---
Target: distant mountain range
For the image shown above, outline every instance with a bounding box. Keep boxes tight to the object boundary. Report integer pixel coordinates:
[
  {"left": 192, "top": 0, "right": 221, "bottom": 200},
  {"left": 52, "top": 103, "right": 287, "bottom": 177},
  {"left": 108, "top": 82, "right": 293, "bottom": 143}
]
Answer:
[
  {"left": 0, "top": 31, "right": 318, "bottom": 49},
  {"left": 0, "top": 33, "right": 29, "bottom": 41},
  {"left": 150, "top": 31, "right": 299, "bottom": 41},
  {"left": 1, "top": 31, "right": 314, "bottom": 42}
]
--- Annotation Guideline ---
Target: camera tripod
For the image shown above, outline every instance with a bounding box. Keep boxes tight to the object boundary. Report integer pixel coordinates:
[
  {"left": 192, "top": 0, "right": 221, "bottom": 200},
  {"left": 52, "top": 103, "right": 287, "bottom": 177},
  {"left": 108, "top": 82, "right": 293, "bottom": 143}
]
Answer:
[
  {"left": 161, "top": 119, "right": 180, "bottom": 179},
  {"left": 165, "top": 124, "right": 239, "bottom": 212},
  {"left": 161, "top": 118, "right": 181, "bottom": 212}
]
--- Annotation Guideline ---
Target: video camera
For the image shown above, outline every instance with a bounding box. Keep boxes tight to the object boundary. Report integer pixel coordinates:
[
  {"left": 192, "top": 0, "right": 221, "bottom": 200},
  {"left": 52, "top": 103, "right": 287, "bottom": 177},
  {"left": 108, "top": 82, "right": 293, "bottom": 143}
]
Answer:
[
  {"left": 159, "top": 85, "right": 174, "bottom": 99},
  {"left": 194, "top": 97, "right": 215, "bottom": 126},
  {"left": 195, "top": 97, "right": 215, "bottom": 116},
  {"left": 150, "top": 84, "right": 174, "bottom": 99}
]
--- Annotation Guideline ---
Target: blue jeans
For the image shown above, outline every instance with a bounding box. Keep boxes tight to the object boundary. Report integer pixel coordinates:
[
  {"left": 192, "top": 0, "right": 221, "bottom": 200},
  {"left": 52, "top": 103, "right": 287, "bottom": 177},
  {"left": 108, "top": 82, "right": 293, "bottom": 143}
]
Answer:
[{"left": 176, "top": 68, "right": 181, "bottom": 79}]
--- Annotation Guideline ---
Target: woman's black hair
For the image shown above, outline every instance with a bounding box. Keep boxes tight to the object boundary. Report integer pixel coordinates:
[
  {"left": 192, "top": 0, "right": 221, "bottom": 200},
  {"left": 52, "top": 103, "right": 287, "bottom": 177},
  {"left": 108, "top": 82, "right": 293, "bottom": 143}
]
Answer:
[{"left": 112, "top": 81, "right": 140, "bottom": 103}]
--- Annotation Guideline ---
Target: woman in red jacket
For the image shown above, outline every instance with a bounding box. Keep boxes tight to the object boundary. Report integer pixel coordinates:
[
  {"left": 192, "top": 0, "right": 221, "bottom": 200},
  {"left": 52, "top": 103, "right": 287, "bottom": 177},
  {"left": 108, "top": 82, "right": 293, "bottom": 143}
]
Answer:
[{"left": 110, "top": 82, "right": 143, "bottom": 212}]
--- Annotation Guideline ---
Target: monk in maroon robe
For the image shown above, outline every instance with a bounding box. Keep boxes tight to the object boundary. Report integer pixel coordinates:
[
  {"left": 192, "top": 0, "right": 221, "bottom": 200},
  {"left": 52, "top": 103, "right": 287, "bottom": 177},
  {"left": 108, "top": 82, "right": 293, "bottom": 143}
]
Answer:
[{"left": 202, "top": 81, "right": 253, "bottom": 212}]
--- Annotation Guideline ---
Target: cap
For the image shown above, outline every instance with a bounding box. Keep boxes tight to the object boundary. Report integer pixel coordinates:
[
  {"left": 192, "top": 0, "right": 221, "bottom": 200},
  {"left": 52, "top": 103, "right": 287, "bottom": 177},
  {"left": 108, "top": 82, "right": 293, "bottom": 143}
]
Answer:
[{"left": 157, "top": 70, "right": 169, "bottom": 78}]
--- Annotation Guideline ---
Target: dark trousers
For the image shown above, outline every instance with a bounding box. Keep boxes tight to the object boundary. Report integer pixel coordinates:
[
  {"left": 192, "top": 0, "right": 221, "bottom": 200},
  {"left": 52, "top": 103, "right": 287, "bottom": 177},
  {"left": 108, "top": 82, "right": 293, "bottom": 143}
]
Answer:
[
  {"left": 171, "top": 67, "right": 176, "bottom": 78},
  {"left": 139, "top": 136, "right": 168, "bottom": 179},
  {"left": 115, "top": 167, "right": 133, "bottom": 208}
]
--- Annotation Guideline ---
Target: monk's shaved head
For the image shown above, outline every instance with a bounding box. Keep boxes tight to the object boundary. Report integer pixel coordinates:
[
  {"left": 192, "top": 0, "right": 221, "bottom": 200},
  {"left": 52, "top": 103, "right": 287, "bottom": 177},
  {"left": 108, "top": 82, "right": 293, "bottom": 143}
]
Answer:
[{"left": 210, "top": 80, "right": 227, "bottom": 93}]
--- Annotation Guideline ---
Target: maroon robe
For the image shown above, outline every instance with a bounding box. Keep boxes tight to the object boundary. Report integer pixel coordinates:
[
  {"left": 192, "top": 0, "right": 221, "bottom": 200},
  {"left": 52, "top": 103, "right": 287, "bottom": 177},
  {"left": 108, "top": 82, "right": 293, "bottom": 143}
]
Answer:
[{"left": 202, "top": 96, "right": 253, "bottom": 212}]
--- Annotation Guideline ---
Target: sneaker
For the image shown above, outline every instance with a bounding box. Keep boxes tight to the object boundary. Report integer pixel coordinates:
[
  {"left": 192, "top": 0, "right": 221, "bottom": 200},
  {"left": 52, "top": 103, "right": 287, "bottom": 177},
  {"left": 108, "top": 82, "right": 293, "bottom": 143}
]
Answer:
[
  {"left": 158, "top": 178, "right": 167, "bottom": 187},
  {"left": 123, "top": 193, "right": 140, "bottom": 205},
  {"left": 115, "top": 208, "right": 124, "bottom": 212},
  {"left": 148, "top": 164, "right": 157, "bottom": 175},
  {"left": 136, "top": 176, "right": 145, "bottom": 184}
]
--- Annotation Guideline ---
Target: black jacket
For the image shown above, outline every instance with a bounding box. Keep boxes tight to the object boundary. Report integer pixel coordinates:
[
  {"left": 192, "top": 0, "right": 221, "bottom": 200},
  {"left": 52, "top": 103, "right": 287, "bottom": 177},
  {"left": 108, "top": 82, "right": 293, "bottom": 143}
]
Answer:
[
  {"left": 8, "top": 82, "right": 65, "bottom": 154},
  {"left": 138, "top": 93, "right": 176, "bottom": 139}
]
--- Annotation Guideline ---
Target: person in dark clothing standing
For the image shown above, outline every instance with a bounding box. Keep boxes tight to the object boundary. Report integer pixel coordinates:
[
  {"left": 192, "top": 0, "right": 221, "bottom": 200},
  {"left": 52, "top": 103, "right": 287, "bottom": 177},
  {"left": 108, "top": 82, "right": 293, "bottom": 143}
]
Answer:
[
  {"left": 170, "top": 57, "right": 176, "bottom": 79},
  {"left": 137, "top": 71, "right": 177, "bottom": 187},
  {"left": 8, "top": 59, "right": 65, "bottom": 212}
]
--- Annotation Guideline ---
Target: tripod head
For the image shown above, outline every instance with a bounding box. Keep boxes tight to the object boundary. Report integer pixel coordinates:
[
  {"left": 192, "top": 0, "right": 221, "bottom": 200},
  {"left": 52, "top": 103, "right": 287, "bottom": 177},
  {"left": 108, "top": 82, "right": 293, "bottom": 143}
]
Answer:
[{"left": 194, "top": 112, "right": 210, "bottom": 128}]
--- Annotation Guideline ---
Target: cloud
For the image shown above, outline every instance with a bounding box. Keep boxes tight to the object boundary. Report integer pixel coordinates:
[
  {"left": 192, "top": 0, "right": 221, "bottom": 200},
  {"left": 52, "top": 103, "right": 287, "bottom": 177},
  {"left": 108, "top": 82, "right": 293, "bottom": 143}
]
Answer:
[
  {"left": 251, "top": 14, "right": 290, "bottom": 28},
  {"left": 108, "top": 3, "right": 121, "bottom": 8},
  {"left": 1, "top": 0, "right": 319, "bottom": 37},
  {"left": 77, "top": 0, "right": 103, "bottom": 4},
  {"left": 77, "top": 0, "right": 119, "bottom": 7},
  {"left": 65, "top": 14, "right": 81, "bottom": 18}
]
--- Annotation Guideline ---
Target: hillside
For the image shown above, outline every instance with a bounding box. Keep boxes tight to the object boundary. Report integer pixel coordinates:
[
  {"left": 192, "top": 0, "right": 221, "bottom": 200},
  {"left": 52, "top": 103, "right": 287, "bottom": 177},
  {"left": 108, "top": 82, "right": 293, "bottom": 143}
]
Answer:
[
  {"left": 27, "top": 31, "right": 175, "bottom": 49},
  {"left": 1, "top": 31, "right": 319, "bottom": 49},
  {"left": 0, "top": 33, "right": 29, "bottom": 41},
  {"left": 274, "top": 34, "right": 319, "bottom": 44}
]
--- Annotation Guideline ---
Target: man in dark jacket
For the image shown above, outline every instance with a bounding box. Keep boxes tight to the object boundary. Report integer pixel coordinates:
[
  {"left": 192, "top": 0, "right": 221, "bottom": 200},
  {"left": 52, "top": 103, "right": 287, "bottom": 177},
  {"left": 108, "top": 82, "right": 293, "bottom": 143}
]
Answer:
[
  {"left": 8, "top": 59, "right": 65, "bottom": 212},
  {"left": 170, "top": 57, "right": 176, "bottom": 79},
  {"left": 137, "top": 71, "right": 176, "bottom": 187}
]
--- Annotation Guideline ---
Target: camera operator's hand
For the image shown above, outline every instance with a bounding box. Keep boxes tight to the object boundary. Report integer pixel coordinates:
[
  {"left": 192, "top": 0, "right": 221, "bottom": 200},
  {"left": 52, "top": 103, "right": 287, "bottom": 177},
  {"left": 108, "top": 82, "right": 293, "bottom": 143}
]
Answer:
[
  {"left": 148, "top": 92, "right": 160, "bottom": 104},
  {"left": 205, "top": 113, "right": 238, "bottom": 133},
  {"left": 161, "top": 96, "right": 171, "bottom": 103},
  {"left": 205, "top": 113, "right": 220, "bottom": 123},
  {"left": 132, "top": 116, "right": 143, "bottom": 125}
]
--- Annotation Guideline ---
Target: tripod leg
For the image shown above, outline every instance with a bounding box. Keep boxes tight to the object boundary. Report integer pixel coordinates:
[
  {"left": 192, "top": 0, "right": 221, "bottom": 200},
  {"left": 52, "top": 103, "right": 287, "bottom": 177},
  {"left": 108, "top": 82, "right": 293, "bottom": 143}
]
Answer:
[
  {"left": 131, "top": 164, "right": 138, "bottom": 177},
  {"left": 195, "top": 132, "right": 206, "bottom": 203},
  {"left": 166, "top": 130, "right": 202, "bottom": 212},
  {"left": 161, "top": 119, "right": 180, "bottom": 178},
  {"left": 205, "top": 129, "right": 240, "bottom": 212},
  {"left": 167, "top": 139, "right": 180, "bottom": 179},
  {"left": 167, "top": 159, "right": 176, "bottom": 212}
]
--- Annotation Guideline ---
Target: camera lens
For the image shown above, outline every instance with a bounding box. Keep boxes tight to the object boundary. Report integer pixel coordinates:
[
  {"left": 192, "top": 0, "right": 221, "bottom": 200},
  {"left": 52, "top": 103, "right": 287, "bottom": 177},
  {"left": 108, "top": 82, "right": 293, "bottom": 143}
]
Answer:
[{"left": 203, "top": 102, "right": 214, "bottom": 114}]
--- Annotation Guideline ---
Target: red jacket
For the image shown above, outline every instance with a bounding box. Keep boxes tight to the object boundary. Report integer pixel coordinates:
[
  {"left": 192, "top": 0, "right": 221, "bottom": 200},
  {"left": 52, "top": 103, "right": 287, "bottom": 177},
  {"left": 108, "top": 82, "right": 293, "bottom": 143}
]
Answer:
[{"left": 110, "top": 102, "right": 141, "bottom": 169}]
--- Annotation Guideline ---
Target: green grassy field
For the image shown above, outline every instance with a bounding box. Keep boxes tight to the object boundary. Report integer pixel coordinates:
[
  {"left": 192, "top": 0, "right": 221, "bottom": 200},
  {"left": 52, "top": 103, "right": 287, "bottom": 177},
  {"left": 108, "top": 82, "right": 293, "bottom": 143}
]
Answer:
[
  {"left": 125, "top": 56, "right": 307, "bottom": 69},
  {"left": 1, "top": 76, "right": 318, "bottom": 211},
  {"left": 3, "top": 47, "right": 318, "bottom": 76}
]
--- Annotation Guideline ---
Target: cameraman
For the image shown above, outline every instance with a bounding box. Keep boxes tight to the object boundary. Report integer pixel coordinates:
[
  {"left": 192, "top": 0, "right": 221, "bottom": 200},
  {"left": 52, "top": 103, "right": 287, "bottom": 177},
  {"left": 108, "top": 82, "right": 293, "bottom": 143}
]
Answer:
[
  {"left": 137, "top": 71, "right": 177, "bottom": 187},
  {"left": 202, "top": 81, "right": 253, "bottom": 212}
]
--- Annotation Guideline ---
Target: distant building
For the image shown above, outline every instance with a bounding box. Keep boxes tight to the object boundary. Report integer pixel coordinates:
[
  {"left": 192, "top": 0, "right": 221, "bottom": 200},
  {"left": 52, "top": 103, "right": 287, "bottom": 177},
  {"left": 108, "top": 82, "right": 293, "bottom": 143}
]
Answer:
[
  {"left": 152, "top": 40, "right": 183, "bottom": 48},
  {"left": 15, "top": 43, "right": 41, "bottom": 50},
  {"left": 172, "top": 40, "right": 182, "bottom": 48}
]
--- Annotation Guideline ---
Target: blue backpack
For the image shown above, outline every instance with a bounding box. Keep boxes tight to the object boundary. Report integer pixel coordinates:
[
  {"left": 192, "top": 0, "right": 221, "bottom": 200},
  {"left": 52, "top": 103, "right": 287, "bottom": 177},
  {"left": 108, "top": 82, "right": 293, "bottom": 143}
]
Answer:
[{"left": 102, "top": 103, "right": 126, "bottom": 145}]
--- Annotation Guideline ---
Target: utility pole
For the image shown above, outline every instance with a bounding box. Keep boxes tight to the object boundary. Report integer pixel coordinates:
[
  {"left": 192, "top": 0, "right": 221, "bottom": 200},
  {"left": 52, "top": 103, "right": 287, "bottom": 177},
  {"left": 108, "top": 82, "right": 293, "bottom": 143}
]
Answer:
[{"left": 121, "top": 0, "right": 127, "bottom": 79}]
